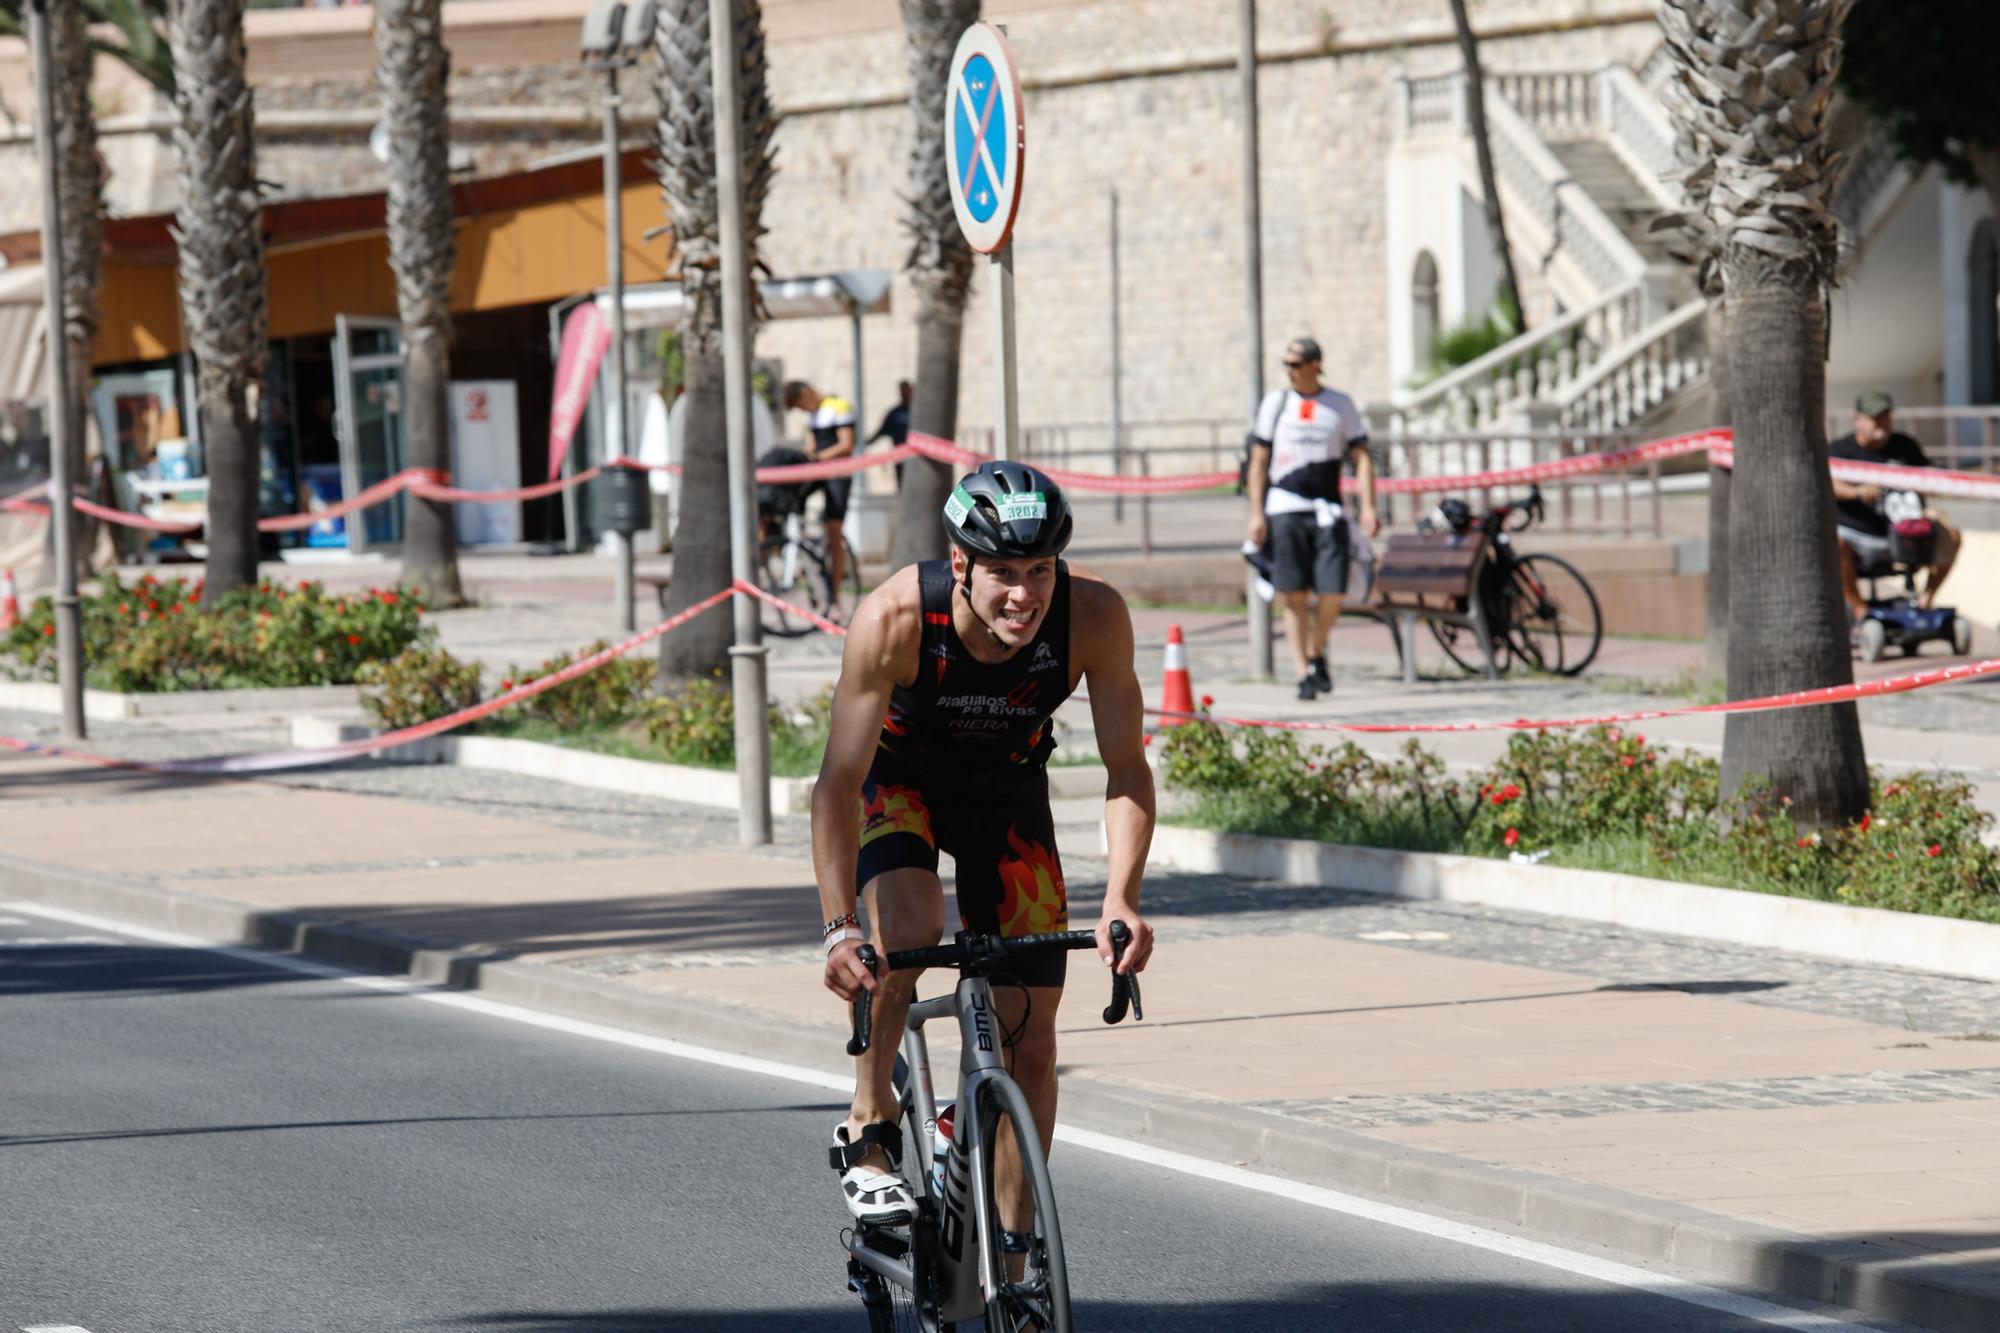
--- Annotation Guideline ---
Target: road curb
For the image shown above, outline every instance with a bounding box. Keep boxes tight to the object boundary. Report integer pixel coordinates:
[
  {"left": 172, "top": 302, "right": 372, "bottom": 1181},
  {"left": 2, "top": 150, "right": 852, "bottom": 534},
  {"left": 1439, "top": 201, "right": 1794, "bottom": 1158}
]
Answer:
[
  {"left": 1143, "top": 823, "right": 2000, "bottom": 984},
  {"left": 6, "top": 855, "right": 1997, "bottom": 1332}
]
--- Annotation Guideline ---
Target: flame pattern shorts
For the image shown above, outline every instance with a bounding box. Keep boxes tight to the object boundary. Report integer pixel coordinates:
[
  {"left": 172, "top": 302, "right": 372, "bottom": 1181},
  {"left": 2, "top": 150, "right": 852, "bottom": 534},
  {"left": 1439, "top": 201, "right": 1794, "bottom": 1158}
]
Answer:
[{"left": 855, "top": 747, "right": 1070, "bottom": 989}]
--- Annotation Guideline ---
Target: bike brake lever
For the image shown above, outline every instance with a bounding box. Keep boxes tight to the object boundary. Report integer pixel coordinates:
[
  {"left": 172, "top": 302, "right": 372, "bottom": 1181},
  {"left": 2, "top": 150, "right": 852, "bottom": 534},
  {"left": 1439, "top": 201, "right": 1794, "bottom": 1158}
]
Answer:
[
  {"left": 1102, "top": 921, "right": 1141, "bottom": 1024},
  {"left": 847, "top": 944, "right": 880, "bottom": 1056}
]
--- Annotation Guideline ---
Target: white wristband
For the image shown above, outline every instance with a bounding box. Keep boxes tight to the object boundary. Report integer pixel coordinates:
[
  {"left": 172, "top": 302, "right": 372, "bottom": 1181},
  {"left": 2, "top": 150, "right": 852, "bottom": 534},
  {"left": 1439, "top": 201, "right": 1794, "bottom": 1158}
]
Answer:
[{"left": 822, "top": 928, "right": 864, "bottom": 959}]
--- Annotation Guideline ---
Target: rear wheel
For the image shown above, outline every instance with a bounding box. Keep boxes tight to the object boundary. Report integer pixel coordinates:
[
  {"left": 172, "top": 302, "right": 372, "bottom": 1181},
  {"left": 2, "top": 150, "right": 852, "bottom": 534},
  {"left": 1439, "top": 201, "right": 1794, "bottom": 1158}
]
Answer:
[
  {"left": 1858, "top": 617, "right": 1888, "bottom": 664},
  {"left": 1952, "top": 615, "right": 1973, "bottom": 658},
  {"left": 1503, "top": 553, "right": 1603, "bottom": 676},
  {"left": 977, "top": 1079, "right": 1071, "bottom": 1333},
  {"left": 756, "top": 533, "right": 832, "bottom": 637}
]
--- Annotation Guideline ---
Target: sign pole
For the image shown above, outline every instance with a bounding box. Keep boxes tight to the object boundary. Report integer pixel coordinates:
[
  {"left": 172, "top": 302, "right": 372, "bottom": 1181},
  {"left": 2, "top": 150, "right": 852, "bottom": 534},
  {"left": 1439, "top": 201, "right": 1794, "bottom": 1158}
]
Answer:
[
  {"left": 602, "top": 62, "right": 635, "bottom": 634},
  {"left": 710, "top": 0, "right": 771, "bottom": 846},
  {"left": 1240, "top": 0, "right": 1273, "bottom": 679},
  {"left": 991, "top": 242, "right": 1018, "bottom": 461}
]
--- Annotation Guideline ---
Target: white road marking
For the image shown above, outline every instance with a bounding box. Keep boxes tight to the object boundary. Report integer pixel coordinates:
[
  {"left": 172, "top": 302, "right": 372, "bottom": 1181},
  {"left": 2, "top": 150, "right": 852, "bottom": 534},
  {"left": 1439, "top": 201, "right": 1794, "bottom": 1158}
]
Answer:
[
  {"left": 1, "top": 936, "right": 118, "bottom": 947},
  {"left": 5, "top": 901, "right": 1882, "bottom": 1331},
  {"left": 25, "top": 1324, "right": 99, "bottom": 1332},
  {"left": 0, "top": 914, "right": 32, "bottom": 925}
]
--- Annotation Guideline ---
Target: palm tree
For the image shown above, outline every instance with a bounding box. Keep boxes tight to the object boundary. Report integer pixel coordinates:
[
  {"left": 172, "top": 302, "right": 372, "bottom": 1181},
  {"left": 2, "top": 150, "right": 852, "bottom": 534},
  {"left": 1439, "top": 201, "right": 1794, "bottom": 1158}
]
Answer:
[
  {"left": 653, "top": 0, "right": 777, "bottom": 680},
  {"left": 888, "top": 0, "right": 979, "bottom": 571},
  {"left": 168, "top": 0, "right": 267, "bottom": 601},
  {"left": 1653, "top": 64, "right": 1732, "bottom": 685},
  {"left": 1660, "top": 0, "right": 1867, "bottom": 829},
  {"left": 375, "top": 0, "right": 463, "bottom": 607},
  {"left": 1446, "top": 0, "right": 1524, "bottom": 335}
]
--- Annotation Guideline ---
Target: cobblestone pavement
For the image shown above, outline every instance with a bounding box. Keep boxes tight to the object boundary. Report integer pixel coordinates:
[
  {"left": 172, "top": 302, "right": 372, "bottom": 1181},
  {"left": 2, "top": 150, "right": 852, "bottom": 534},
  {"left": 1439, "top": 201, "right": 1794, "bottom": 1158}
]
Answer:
[
  {"left": 12, "top": 708, "right": 1999, "bottom": 1045},
  {"left": 1256, "top": 1065, "right": 2000, "bottom": 1129}
]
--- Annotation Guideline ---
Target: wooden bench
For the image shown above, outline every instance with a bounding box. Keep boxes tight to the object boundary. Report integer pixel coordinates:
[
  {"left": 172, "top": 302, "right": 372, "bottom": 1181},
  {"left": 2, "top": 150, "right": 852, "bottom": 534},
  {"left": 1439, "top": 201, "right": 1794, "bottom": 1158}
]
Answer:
[{"left": 1363, "top": 531, "right": 1500, "bottom": 683}]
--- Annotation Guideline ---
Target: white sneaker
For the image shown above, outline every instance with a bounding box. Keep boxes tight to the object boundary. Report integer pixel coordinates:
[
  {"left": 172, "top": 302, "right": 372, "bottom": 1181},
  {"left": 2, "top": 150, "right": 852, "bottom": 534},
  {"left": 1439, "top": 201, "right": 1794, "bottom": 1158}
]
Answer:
[{"left": 830, "top": 1121, "right": 914, "bottom": 1226}]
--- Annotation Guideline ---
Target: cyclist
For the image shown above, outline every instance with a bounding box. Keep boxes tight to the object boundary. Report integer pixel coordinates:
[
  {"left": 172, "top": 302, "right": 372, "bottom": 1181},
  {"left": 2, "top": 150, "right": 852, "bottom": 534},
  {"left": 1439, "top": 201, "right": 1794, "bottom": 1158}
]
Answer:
[
  {"left": 781, "top": 380, "right": 859, "bottom": 616},
  {"left": 813, "top": 460, "right": 1157, "bottom": 1233}
]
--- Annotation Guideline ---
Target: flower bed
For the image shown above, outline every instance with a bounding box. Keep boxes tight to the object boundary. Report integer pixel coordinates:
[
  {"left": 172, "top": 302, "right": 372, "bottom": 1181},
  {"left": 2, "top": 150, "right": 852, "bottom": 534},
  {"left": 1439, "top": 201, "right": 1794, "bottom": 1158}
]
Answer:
[
  {"left": 358, "top": 643, "right": 833, "bottom": 777},
  {"left": 1156, "top": 714, "right": 2000, "bottom": 924},
  {"left": 3, "top": 575, "right": 424, "bottom": 692}
]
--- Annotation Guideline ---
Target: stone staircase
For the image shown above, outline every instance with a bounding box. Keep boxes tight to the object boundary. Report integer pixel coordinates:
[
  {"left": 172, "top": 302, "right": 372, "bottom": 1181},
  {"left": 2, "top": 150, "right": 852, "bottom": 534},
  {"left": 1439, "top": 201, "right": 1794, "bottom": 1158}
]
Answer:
[{"left": 1386, "top": 56, "right": 1911, "bottom": 440}]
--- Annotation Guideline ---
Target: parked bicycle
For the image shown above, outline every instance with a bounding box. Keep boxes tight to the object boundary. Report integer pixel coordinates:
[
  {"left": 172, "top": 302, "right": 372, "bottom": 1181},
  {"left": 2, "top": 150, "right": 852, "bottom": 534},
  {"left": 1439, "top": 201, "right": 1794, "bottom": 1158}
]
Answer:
[
  {"left": 756, "top": 454, "right": 864, "bottom": 637},
  {"left": 843, "top": 921, "right": 1142, "bottom": 1333},
  {"left": 1421, "top": 485, "right": 1604, "bottom": 677}
]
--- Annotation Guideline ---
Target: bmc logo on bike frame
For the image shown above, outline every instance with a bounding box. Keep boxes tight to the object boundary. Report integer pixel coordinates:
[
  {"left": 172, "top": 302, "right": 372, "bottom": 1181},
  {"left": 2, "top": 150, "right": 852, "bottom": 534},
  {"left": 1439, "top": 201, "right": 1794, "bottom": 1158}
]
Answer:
[{"left": 970, "top": 991, "right": 995, "bottom": 1053}]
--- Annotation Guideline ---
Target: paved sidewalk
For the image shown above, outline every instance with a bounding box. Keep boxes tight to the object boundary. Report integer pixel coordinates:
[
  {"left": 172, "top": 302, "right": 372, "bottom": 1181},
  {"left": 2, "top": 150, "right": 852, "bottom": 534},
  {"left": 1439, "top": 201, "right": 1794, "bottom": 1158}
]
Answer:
[{"left": 4, "top": 717, "right": 1997, "bottom": 1330}]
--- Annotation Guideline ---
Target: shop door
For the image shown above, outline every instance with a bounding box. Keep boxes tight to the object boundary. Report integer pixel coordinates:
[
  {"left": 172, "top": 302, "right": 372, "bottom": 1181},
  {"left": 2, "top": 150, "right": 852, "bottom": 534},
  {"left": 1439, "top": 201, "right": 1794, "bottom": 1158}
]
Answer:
[{"left": 332, "top": 315, "right": 406, "bottom": 552}]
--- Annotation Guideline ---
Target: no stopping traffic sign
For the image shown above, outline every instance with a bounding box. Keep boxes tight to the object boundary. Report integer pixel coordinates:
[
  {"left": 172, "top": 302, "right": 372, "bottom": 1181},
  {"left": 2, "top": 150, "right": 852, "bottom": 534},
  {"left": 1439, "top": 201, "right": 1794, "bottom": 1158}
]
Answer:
[{"left": 945, "top": 21, "right": 1024, "bottom": 254}]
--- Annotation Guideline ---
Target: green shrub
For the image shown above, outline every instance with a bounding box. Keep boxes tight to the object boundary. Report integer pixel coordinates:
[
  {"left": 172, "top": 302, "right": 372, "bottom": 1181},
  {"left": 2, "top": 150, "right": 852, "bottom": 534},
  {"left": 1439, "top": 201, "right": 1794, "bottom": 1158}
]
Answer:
[
  {"left": 497, "top": 642, "right": 657, "bottom": 731},
  {"left": 1157, "top": 717, "right": 2000, "bottom": 923},
  {"left": 642, "top": 676, "right": 833, "bottom": 775},
  {"left": 358, "top": 644, "right": 485, "bottom": 729},
  {"left": 3, "top": 575, "right": 424, "bottom": 692}
]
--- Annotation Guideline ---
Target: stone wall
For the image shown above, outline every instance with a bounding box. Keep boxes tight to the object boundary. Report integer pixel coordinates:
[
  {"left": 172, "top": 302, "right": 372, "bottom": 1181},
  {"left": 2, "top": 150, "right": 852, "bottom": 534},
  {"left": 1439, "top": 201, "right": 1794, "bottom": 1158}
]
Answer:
[{"left": 2, "top": 0, "right": 1663, "bottom": 457}]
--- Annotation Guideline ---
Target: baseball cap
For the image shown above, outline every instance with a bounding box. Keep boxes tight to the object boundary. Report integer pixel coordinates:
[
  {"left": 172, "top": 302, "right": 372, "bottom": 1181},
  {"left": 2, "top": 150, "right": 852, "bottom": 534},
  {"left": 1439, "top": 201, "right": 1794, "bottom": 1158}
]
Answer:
[
  {"left": 1855, "top": 389, "right": 1895, "bottom": 417},
  {"left": 1284, "top": 337, "right": 1322, "bottom": 365}
]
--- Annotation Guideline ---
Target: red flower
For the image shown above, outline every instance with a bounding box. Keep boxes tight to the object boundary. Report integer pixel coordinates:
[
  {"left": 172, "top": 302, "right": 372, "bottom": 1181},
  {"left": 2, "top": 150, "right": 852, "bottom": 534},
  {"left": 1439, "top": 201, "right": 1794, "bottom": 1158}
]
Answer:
[
  {"left": 1859, "top": 814, "right": 1872, "bottom": 833},
  {"left": 118, "top": 602, "right": 129, "bottom": 614},
  {"left": 380, "top": 591, "right": 399, "bottom": 606},
  {"left": 259, "top": 583, "right": 271, "bottom": 595},
  {"left": 1199, "top": 693, "right": 1213, "bottom": 708},
  {"left": 1142, "top": 733, "right": 1154, "bottom": 747},
  {"left": 1620, "top": 755, "right": 1636, "bottom": 768},
  {"left": 1927, "top": 844, "right": 1942, "bottom": 858},
  {"left": 42, "top": 623, "right": 55, "bottom": 637},
  {"left": 499, "top": 679, "right": 514, "bottom": 692},
  {"left": 346, "top": 633, "right": 362, "bottom": 646},
  {"left": 1503, "top": 828, "right": 1519, "bottom": 847},
  {"left": 146, "top": 599, "right": 159, "bottom": 612},
  {"left": 1797, "top": 837, "right": 1812, "bottom": 848},
  {"left": 165, "top": 602, "right": 179, "bottom": 616}
]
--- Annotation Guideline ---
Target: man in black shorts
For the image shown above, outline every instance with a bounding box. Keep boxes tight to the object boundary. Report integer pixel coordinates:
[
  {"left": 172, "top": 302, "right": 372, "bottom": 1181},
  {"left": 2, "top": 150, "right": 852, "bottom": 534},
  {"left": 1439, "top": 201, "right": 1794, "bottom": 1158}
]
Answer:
[
  {"left": 782, "top": 380, "right": 858, "bottom": 613},
  {"left": 812, "top": 461, "right": 1157, "bottom": 1232},
  {"left": 1244, "top": 337, "right": 1381, "bottom": 700},
  {"left": 1830, "top": 390, "right": 1959, "bottom": 620}
]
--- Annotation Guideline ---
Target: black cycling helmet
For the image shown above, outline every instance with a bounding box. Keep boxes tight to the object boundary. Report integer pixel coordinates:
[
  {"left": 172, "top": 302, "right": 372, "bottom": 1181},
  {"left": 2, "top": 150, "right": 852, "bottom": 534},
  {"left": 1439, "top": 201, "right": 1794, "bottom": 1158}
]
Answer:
[{"left": 942, "top": 461, "right": 1073, "bottom": 561}]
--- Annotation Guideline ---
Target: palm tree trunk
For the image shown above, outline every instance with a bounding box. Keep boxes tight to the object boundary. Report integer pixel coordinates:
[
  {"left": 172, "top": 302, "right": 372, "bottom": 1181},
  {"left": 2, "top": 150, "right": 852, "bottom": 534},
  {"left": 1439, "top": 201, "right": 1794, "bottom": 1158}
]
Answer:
[
  {"left": 654, "top": 0, "right": 776, "bottom": 681},
  {"left": 890, "top": 0, "right": 979, "bottom": 571},
  {"left": 376, "top": 0, "right": 462, "bottom": 607},
  {"left": 1719, "top": 272, "right": 1867, "bottom": 827},
  {"left": 51, "top": 0, "right": 101, "bottom": 569},
  {"left": 1448, "top": 0, "right": 1524, "bottom": 333},
  {"left": 893, "top": 286, "right": 968, "bottom": 569},
  {"left": 169, "top": 0, "right": 267, "bottom": 602},
  {"left": 1702, "top": 296, "right": 1731, "bottom": 684}
]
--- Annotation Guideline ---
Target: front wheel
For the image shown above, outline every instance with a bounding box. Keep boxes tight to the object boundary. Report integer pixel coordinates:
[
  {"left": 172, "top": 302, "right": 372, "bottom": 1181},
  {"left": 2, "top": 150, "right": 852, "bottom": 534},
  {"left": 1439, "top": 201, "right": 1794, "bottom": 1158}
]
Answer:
[
  {"left": 977, "top": 1079, "right": 1071, "bottom": 1333},
  {"left": 1503, "top": 552, "right": 1603, "bottom": 677}
]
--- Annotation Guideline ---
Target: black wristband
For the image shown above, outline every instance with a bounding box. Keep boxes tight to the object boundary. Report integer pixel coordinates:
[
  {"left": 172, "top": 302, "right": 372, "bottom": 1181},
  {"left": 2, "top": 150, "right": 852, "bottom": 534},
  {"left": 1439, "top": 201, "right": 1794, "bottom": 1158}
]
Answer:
[{"left": 822, "top": 912, "right": 859, "bottom": 939}]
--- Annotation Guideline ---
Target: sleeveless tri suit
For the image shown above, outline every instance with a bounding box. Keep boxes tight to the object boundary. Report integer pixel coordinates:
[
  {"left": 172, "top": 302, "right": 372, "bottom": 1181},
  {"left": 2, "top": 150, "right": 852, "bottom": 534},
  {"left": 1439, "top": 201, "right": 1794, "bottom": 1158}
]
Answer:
[{"left": 855, "top": 559, "right": 1076, "bottom": 987}]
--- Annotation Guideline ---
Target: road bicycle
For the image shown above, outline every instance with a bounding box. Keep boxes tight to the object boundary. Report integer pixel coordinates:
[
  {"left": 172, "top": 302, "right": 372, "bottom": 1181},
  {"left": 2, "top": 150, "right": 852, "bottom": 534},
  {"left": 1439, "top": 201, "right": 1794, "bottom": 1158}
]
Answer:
[
  {"left": 1425, "top": 484, "right": 1604, "bottom": 677},
  {"left": 757, "top": 492, "right": 864, "bottom": 637},
  {"left": 843, "top": 921, "right": 1142, "bottom": 1332}
]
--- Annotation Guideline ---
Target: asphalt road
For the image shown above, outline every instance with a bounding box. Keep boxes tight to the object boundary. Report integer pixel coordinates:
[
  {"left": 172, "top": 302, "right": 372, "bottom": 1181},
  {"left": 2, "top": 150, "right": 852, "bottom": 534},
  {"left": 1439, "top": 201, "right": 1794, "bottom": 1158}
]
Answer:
[{"left": 0, "top": 909, "right": 1914, "bottom": 1333}]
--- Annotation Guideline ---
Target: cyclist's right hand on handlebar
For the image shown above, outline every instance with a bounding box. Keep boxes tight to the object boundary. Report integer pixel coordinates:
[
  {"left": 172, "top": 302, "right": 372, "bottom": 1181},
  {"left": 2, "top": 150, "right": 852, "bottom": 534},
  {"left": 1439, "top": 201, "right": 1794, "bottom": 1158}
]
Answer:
[{"left": 824, "top": 937, "right": 878, "bottom": 1002}]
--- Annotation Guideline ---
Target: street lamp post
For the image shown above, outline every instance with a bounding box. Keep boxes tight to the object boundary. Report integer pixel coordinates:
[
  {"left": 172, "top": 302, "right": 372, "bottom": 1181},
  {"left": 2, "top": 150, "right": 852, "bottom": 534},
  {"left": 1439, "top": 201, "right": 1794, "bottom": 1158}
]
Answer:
[
  {"left": 28, "top": 0, "right": 83, "bottom": 739},
  {"left": 583, "top": 0, "right": 656, "bottom": 634}
]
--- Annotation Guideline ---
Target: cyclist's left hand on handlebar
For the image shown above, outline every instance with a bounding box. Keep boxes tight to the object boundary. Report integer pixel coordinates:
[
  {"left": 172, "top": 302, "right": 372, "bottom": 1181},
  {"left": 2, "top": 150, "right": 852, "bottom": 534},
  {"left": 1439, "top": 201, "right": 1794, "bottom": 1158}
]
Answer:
[{"left": 1096, "top": 912, "right": 1154, "bottom": 974}]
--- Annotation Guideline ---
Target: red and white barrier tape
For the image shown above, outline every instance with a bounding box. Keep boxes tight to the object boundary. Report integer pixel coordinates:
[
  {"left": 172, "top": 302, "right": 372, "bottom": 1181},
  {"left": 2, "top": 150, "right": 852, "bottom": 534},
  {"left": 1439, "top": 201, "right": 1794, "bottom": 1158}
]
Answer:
[
  {"left": 0, "top": 585, "right": 740, "bottom": 777},
  {"left": 1153, "top": 655, "right": 2000, "bottom": 735}
]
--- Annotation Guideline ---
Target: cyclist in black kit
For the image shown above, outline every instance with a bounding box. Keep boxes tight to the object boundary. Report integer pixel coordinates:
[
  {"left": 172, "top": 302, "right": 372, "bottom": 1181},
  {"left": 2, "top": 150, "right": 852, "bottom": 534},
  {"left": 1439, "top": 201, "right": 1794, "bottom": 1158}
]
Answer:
[{"left": 812, "top": 460, "right": 1157, "bottom": 1231}]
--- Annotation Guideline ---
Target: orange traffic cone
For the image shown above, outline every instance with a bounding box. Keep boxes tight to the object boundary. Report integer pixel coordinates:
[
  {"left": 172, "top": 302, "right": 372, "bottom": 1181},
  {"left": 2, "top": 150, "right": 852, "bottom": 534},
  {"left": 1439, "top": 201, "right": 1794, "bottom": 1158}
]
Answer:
[
  {"left": 1160, "top": 623, "right": 1195, "bottom": 726},
  {"left": 0, "top": 568, "right": 18, "bottom": 631}
]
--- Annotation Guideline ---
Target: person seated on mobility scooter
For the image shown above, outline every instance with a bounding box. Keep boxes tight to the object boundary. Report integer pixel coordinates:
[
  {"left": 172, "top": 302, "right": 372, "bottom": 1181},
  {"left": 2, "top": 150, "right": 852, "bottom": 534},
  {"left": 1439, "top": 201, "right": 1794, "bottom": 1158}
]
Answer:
[{"left": 1831, "top": 392, "right": 1966, "bottom": 661}]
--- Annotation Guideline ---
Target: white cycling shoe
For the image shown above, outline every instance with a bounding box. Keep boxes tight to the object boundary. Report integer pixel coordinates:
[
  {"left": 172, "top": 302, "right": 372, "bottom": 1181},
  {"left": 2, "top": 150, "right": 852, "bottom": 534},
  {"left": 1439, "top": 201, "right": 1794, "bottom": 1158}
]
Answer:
[{"left": 830, "top": 1120, "right": 915, "bottom": 1227}]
